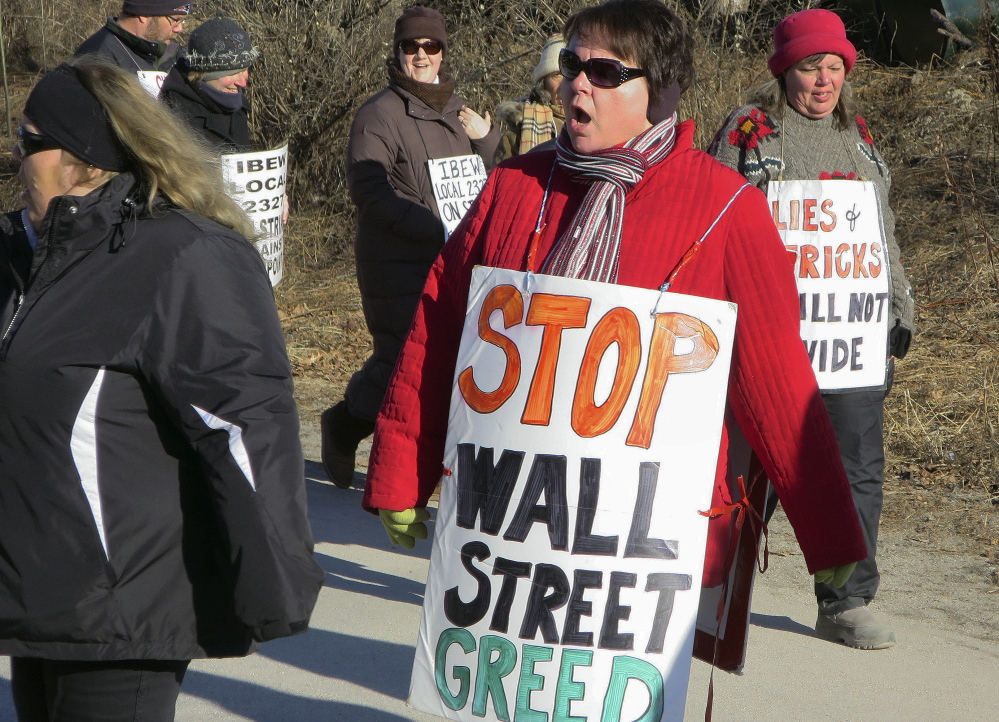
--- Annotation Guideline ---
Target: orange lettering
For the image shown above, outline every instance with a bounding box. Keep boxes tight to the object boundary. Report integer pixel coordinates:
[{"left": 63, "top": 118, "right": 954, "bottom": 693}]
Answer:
[
  {"left": 868, "top": 242, "right": 882, "bottom": 277},
  {"left": 803, "top": 198, "right": 818, "bottom": 231},
  {"left": 835, "top": 243, "right": 851, "bottom": 278},
  {"left": 823, "top": 246, "right": 833, "bottom": 278},
  {"left": 772, "top": 201, "right": 787, "bottom": 231},
  {"left": 521, "top": 294, "right": 591, "bottom": 425},
  {"left": 820, "top": 199, "right": 836, "bottom": 231},
  {"left": 571, "top": 308, "right": 641, "bottom": 438},
  {"left": 626, "top": 313, "right": 719, "bottom": 449},
  {"left": 458, "top": 284, "right": 523, "bottom": 413},
  {"left": 800, "top": 245, "right": 819, "bottom": 278},
  {"left": 852, "top": 244, "right": 870, "bottom": 278},
  {"left": 789, "top": 200, "right": 800, "bottom": 231}
]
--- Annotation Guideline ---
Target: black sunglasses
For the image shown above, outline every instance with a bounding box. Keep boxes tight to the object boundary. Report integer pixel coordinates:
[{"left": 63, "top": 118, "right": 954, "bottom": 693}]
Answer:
[
  {"left": 16, "top": 126, "right": 61, "bottom": 158},
  {"left": 558, "top": 48, "right": 646, "bottom": 89},
  {"left": 399, "top": 39, "right": 442, "bottom": 56}
]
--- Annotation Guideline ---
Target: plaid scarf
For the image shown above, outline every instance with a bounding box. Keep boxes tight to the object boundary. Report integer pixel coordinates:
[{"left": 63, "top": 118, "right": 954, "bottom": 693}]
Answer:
[
  {"left": 518, "top": 102, "right": 563, "bottom": 155},
  {"left": 543, "top": 114, "right": 679, "bottom": 283}
]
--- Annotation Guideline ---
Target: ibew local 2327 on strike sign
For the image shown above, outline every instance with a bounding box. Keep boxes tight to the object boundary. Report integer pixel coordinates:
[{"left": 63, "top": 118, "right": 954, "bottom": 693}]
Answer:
[{"left": 408, "top": 266, "right": 738, "bottom": 722}]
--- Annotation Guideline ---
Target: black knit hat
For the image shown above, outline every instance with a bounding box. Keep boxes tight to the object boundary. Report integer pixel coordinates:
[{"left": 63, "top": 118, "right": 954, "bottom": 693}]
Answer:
[
  {"left": 393, "top": 6, "right": 448, "bottom": 52},
  {"left": 180, "top": 14, "right": 257, "bottom": 79},
  {"left": 122, "top": 1, "right": 191, "bottom": 15},
  {"left": 24, "top": 64, "right": 131, "bottom": 172}
]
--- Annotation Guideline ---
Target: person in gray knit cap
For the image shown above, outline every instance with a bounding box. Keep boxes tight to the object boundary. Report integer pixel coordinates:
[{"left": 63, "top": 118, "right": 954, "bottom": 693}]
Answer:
[
  {"left": 493, "top": 33, "right": 566, "bottom": 164},
  {"left": 75, "top": 2, "right": 192, "bottom": 94},
  {"left": 709, "top": 8, "right": 915, "bottom": 651},
  {"left": 320, "top": 5, "right": 499, "bottom": 489},
  {"left": 161, "top": 13, "right": 258, "bottom": 152}
]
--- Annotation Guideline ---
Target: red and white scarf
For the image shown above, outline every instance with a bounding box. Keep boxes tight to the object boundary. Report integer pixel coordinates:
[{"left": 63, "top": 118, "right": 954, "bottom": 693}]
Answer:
[{"left": 543, "top": 114, "right": 678, "bottom": 283}]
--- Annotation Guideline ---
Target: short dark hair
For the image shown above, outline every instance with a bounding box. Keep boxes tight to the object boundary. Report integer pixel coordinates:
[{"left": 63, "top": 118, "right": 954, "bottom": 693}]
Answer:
[{"left": 563, "top": 0, "right": 695, "bottom": 106}]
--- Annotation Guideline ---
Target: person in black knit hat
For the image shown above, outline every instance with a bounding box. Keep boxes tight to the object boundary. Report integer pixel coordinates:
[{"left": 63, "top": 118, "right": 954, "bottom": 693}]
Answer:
[
  {"left": 1, "top": 57, "right": 322, "bottom": 722},
  {"left": 161, "top": 13, "right": 258, "bottom": 152},
  {"left": 75, "top": 2, "right": 192, "bottom": 93}
]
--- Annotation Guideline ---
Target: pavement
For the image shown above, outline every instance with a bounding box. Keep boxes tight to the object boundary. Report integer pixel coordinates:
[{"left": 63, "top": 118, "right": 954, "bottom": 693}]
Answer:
[{"left": 1, "top": 430, "right": 997, "bottom": 721}]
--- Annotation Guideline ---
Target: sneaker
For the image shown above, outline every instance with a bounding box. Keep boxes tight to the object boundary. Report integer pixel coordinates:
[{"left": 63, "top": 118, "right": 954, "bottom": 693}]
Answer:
[
  {"left": 815, "top": 606, "right": 896, "bottom": 650},
  {"left": 320, "top": 407, "right": 356, "bottom": 489}
]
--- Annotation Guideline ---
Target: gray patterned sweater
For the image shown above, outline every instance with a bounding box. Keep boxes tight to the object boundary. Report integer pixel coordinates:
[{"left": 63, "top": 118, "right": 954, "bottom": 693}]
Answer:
[{"left": 709, "top": 104, "right": 915, "bottom": 354}]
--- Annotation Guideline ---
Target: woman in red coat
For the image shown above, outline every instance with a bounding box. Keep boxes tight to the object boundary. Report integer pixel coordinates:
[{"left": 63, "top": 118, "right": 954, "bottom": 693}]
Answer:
[{"left": 362, "top": 0, "right": 866, "bottom": 590}]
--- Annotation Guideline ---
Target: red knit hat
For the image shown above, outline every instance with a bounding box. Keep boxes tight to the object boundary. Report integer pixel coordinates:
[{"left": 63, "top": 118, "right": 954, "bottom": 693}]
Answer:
[{"left": 767, "top": 9, "right": 856, "bottom": 77}]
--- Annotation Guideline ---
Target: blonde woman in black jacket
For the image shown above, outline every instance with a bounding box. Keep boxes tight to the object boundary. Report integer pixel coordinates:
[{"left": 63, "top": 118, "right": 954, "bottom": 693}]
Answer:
[{"left": 1, "top": 57, "right": 322, "bottom": 721}]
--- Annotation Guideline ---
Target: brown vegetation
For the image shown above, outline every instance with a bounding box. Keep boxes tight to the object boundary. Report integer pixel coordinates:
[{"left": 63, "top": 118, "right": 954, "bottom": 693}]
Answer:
[{"left": 0, "top": 1, "right": 997, "bottom": 563}]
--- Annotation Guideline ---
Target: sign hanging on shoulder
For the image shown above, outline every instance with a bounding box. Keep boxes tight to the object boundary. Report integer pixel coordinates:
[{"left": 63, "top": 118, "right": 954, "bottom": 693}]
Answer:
[
  {"left": 767, "top": 179, "right": 891, "bottom": 391},
  {"left": 408, "top": 266, "right": 737, "bottom": 722},
  {"left": 221, "top": 145, "right": 288, "bottom": 286},
  {"left": 136, "top": 70, "right": 168, "bottom": 98},
  {"left": 427, "top": 154, "right": 488, "bottom": 237}
]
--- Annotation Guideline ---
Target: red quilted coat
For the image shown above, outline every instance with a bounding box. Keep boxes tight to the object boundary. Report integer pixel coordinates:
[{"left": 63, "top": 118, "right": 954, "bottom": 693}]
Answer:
[{"left": 362, "top": 121, "right": 867, "bottom": 585}]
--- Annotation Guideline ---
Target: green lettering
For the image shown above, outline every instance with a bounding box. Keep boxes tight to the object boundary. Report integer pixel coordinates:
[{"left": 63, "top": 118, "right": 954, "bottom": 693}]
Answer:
[
  {"left": 600, "top": 656, "right": 664, "bottom": 722},
  {"left": 515, "top": 644, "right": 553, "bottom": 721},
  {"left": 473, "top": 634, "right": 518, "bottom": 720},
  {"left": 435, "top": 628, "right": 476, "bottom": 711},
  {"left": 553, "top": 648, "right": 593, "bottom": 722}
]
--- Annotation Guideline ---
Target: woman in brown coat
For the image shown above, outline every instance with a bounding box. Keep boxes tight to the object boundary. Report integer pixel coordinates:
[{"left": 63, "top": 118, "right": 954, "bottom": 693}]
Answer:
[{"left": 320, "top": 6, "right": 499, "bottom": 488}]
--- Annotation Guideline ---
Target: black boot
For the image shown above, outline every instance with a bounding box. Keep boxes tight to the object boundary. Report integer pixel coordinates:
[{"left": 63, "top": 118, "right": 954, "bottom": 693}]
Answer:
[{"left": 320, "top": 401, "right": 375, "bottom": 489}]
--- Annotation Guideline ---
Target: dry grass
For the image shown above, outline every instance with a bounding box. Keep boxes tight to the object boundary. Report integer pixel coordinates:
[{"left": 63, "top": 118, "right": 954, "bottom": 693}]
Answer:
[{"left": 2, "top": 1, "right": 997, "bottom": 552}]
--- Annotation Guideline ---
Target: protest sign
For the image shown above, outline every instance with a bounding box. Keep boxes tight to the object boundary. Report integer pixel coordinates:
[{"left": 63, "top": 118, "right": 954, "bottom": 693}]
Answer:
[
  {"left": 768, "top": 179, "right": 891, "bottom": 390},
  {"left": 222, "top": 145, "right": 288, "bottom": 286},
  {"left": 409, "top": 267, "right": 737, "bottom": 722},
  {"left": 427, "top": 154, "right": 488, "bottom": 237},
  {"left": 135, "top": 70, "right": 167, "bottom": 98}
]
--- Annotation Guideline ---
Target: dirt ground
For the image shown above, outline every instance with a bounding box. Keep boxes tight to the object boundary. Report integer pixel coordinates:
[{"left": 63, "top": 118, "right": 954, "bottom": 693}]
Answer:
[{"left": 274, "top": 248, "right": 999, "bottom": 645}]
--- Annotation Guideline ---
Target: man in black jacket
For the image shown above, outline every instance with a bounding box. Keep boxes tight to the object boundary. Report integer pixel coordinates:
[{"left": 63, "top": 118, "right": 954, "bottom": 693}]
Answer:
[{"left": 74, "top": 2, "right": 191, "bottom": 95}]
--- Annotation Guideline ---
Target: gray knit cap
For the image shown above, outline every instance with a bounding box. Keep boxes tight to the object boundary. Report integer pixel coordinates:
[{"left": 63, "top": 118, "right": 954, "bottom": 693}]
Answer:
[{"left": 181, "top": 14, "right": 257, "bottom": 80}]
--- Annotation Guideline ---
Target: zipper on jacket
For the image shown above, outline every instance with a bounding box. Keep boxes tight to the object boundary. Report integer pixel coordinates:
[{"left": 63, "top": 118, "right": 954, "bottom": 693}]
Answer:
[{"left": 1, "top": 292, "right": 24, "bottom": 345}]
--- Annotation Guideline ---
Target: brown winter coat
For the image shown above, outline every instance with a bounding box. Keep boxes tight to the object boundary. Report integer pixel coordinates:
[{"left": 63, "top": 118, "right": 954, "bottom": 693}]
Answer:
[{"left": 344, "top": 77, "right": 500, "bottom": 421}]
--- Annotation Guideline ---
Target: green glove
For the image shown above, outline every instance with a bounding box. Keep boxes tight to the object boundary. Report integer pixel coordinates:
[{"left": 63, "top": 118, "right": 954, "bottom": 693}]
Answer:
[
  {"left": 379, "top": 508, "right": 430, "bottom": 550},
  {"left": 814, "top": 562, "right": 858, "bottom": 588}
]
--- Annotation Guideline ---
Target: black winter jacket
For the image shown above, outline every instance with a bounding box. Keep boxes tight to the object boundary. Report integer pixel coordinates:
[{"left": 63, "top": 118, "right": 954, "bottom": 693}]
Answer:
[
  {"left": 0, "top": 174, "right": 323, "bottom": 661},
  {"left": 74, "top": 17, "right": 181, "bottom": 73},
  {"left": 161, "top": 67, "right": 251, "bottom": 153}
]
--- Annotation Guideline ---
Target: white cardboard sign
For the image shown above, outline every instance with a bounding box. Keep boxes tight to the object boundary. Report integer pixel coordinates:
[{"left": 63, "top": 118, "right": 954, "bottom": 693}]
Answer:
[
  {"left": 222, "top": 145, "right": 288, "bottom": 286},
  {"left": 427, "top": 154, "right": 488, "bottom": 237},
  {"left": 136, "top": 70, "right": 167, "bottom": 98},
  {"left": 767, "top": 179, "right": 891, "bottom": 390},
  {"left": 409, "top": 267, "right": 737, "bottom": 722}
]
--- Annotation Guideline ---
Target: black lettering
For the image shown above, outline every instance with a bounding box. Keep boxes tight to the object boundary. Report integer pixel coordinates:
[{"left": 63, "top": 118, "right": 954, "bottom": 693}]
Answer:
[
  {"left": 827, "top": 293, "right": 841, "bottom": 322},
  {"left": 851, "top": 337, "right": 864, "bottom": 371},
  {"left": 444, "top": 541, "right": 491, "bottom": 628},
  {"left": 455, "top": 444, "right": 524, "bottom": 535},
  {"left": 504, "top": 454, "right": 569, "bottom": 551},
  {"left": 864, "top": 294, "right": 874, "bottom": 322},
  {"left": 818, "top": 339, "right": 828, "bottom": 372},
  {"left": 519, "top": 564, "right": 570, "bottom": 644},
  {"left": 489, "top": 558, "right": 532, "bottom": 633},
  {"left": 875, "top": 292, "right": 889, "bottom": 322},
  {"left": 645, "top": 573, "right": 692, "bottom": 653},
  {"left": 848, "top": 293, "right": 864, "bottom": 322},
  {"left": 624, "top": 462, "right": 678, "bottom": 559},
  {"left": 599, "top": 571, "right": 636, "bottom": 650},
  {"left": 571, "top": 458, "right": 618, "bottom": 556},
  {"left": 247, "top": 159, "right": 263, "bottom": 172},
  {"left": 561, "top": 570, "right": 603, "bottom": 647},
  {"left": 831, "top": 339, "right": 850, "bottom": 372},
  {"left": 810, "top": 293, "right": 825, "bottom": 322}
]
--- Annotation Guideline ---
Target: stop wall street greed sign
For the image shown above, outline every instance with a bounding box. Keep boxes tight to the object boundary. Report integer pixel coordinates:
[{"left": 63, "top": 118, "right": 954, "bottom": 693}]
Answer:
[{"left": 408, "top": 267, "right": 737, "bottom": 722}]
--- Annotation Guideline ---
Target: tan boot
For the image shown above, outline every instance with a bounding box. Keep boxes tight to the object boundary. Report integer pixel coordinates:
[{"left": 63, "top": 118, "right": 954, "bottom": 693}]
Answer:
[{"left": 815, "top": 606, "right": 896, "bottom": 650}]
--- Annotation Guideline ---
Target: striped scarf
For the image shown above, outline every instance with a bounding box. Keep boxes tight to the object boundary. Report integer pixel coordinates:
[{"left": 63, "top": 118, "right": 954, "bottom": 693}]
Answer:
[{"left": 543, "top": 114, "right": 678, "bottom": 283}]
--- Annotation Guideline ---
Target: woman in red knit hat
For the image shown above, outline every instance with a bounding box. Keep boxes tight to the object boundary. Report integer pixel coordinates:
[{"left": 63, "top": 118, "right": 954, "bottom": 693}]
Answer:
[{"left": 709, "top": 8, "right": 915, "bottom": 651}]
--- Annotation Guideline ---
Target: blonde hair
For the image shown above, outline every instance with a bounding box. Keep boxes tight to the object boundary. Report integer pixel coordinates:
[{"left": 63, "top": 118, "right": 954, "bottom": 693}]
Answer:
[
  {"left": 748, "top": 53, "right": 858, "bottom": 132},
  {"left": 68, "top": 55, "right": 255, "bottom": 239}
]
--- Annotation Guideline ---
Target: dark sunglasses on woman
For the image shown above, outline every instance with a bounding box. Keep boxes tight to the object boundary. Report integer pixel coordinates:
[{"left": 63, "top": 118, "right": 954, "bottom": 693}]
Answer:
[
  {"left": 16, "top": 126, "right": 61, "bottom": 158},
  {"left": 558, "top": 48, "right": 646, "bottom": 89},
  {"left": 400, "top": 39, "right": 442, "bottom": 56}
]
